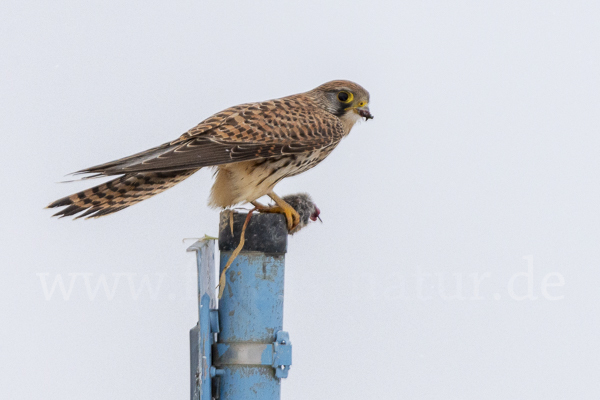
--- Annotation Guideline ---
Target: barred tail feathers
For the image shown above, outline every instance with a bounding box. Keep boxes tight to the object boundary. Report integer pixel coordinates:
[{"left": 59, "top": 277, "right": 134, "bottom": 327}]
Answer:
[{"left": 47, "top": 169, "right": 199, "bottom": 219}]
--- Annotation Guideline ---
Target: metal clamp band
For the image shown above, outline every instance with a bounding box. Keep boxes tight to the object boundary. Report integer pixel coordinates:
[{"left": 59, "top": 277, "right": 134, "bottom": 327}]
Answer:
[{"left": 213, "top": 331, "right": 292, "bottom": 379}]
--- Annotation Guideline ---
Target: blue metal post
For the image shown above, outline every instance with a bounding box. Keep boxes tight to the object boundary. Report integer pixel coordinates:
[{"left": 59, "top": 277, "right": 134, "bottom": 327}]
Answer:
[
  {"left": 214, "top": 211, "right": 291, "bottom": 399},
  {"left": 189, "top": 211, "right": 292, "bottom": 400}
]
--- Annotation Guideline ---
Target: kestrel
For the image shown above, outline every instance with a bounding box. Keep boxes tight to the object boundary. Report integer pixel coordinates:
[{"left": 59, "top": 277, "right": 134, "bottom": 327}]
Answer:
[{"left": 48, "top": 80, "right": 373, "bottom": 230}]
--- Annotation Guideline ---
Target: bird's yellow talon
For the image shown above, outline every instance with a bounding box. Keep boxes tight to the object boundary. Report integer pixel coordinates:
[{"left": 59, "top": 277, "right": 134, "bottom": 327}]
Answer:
[
  {"left": 253, "top": 193, "right": 301, "bottom": 232},
  {"left": 271, "top": 193, "right": 299, "bottom": 232},
  {"left": 283, "top": 207, "right": 300, "bottom": 231}
]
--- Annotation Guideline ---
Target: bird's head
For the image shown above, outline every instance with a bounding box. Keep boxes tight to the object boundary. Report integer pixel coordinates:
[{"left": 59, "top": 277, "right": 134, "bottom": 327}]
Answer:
[{"left": 308, "top": 80, "right": 373, "bottom": 132}]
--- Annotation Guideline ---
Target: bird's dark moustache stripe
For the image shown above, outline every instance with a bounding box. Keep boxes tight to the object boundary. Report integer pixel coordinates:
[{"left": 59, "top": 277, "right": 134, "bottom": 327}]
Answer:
[{"left": 334, "top": 104, "right": 347, "bottom": 118}]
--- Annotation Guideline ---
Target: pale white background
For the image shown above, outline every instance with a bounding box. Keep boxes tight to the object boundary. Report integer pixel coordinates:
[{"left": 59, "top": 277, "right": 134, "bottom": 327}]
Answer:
[{"left": 2, "top": 1, "right": 600, "bottom": 399}]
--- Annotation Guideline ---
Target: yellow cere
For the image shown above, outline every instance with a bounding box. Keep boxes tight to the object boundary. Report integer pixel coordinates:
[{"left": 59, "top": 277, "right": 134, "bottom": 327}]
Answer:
[{"left": 346, "top": 100, "right": 368, "bottom": 111}]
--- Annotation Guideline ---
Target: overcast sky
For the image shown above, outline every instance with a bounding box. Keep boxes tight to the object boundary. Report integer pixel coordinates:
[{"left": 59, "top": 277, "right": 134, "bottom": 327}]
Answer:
[{"left": 2, "top": 1, "right": 600, "bottom": 399}]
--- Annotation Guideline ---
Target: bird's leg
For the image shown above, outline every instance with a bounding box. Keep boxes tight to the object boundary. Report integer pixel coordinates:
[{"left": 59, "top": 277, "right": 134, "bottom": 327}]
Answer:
[
  {"left": 267, "top": 191, "right": 300, "bottom": 231},
  {"left": 250, "top": 200, "right": 269, "bottom": 210},
  {"left": 250, "top": 195, "right": 300, "bottom": 230}
]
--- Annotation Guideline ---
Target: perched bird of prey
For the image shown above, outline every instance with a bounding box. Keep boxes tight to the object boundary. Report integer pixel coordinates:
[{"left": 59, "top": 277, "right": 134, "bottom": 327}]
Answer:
[{"left": 48, "top": 80, "right": 373, "bottom": 230}]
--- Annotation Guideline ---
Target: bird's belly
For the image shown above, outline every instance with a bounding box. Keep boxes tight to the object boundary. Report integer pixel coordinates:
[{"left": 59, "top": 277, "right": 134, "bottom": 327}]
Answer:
[{"left": 208, "top": 152, "right": 327, "bottom": 208}]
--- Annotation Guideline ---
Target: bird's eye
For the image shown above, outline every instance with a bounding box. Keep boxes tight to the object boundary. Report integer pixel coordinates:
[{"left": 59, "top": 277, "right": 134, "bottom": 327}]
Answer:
[{"left": 337, "top": 91, "right": 353, "bottom": 103}]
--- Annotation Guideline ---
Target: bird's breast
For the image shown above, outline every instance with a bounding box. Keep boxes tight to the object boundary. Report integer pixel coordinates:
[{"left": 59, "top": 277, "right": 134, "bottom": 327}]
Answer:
[{"left": 211, "top": 150, "right": 333, "bottom": 207}]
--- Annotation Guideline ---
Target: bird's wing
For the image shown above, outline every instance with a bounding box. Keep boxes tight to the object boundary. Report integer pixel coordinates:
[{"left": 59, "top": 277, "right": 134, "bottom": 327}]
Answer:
[{"left": 78, "top": 98, "right": 343, "bottom": 176}]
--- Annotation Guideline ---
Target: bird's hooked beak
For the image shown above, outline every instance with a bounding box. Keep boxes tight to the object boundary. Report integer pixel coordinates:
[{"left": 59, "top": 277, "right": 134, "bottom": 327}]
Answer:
[
  {"left": 358, "top": 107, "right": 373, "bottom": 121},
  {"left": 351, "top": 103, "right": 374, "bottom": 121}
]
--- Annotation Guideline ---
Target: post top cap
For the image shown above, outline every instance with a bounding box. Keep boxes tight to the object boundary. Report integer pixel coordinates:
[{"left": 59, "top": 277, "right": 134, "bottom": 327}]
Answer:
[{"left": 218, "top": 211, "right": 288, "bottom": 254}]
